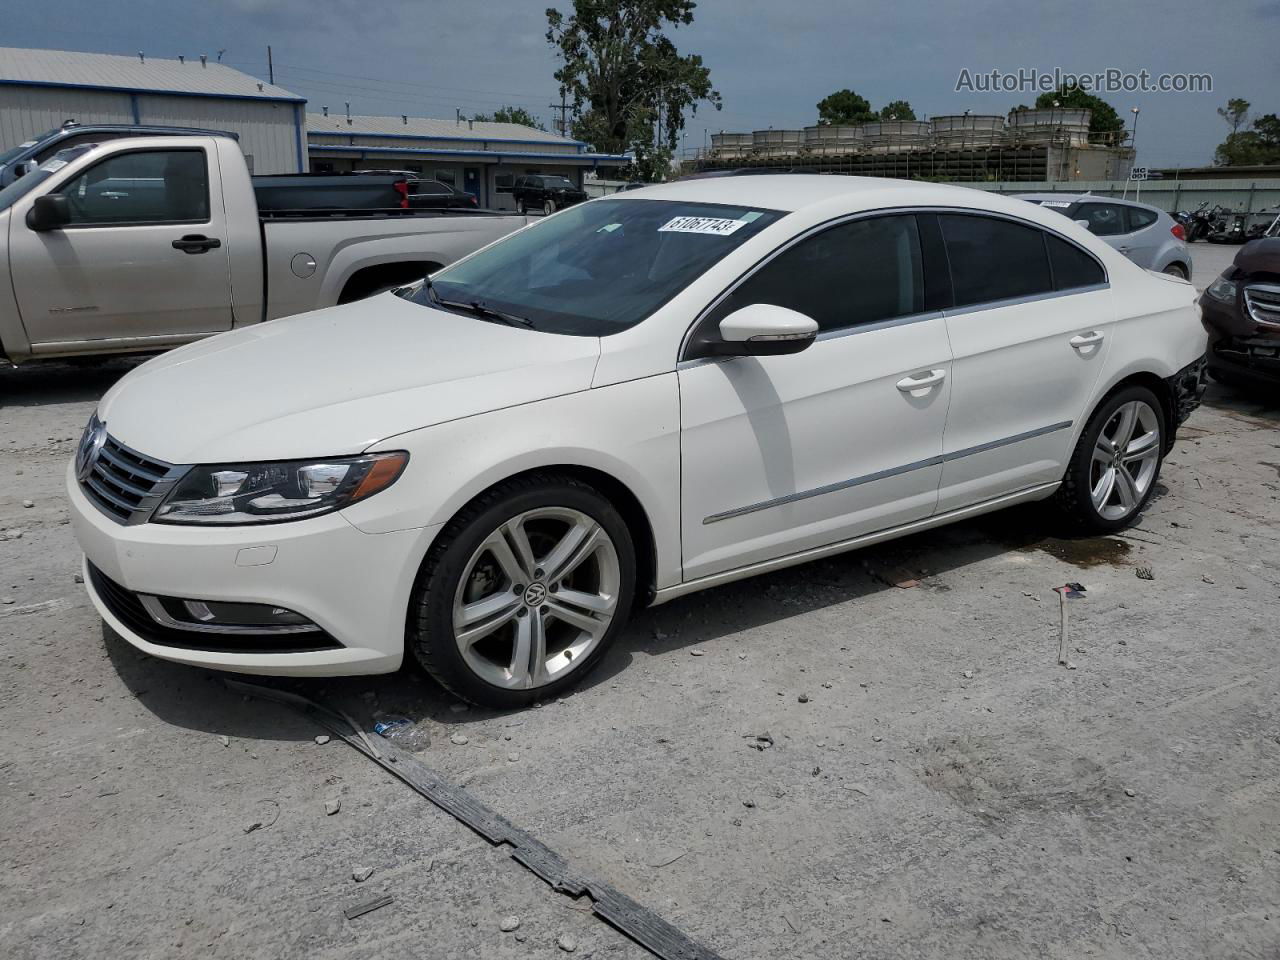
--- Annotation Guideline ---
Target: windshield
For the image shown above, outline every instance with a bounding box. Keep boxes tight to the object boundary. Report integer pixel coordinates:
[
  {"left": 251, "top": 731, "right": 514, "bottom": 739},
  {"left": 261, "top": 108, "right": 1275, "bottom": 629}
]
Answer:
[
  {"left": 0, "top": 144, "right": 95, "bottom": 213},
  {"left": 407, "top": 198, "right": 784, "bottom": 336}
]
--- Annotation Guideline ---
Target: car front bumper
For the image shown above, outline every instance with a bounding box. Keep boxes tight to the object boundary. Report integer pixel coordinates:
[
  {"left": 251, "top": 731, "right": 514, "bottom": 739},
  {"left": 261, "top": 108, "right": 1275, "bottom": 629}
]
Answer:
[{"left": 68, "top": 461, "right": 433, "bottom": 676}]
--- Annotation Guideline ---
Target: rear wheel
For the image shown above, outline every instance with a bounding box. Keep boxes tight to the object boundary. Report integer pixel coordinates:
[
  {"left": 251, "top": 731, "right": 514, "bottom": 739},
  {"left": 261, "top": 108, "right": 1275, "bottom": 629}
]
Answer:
[
  {"left": 516, "top": 198, "right": 526, "bottom": 215},
  {"left": 408, "top": 474, "right": 635, "bottom": 708},
  {"left": 543, "top": 199, "right": 556, "bottom": 215},
  {"left": 1053, "top": 386, "right": 1164, "bottom": 533},
  {"left": 1162, "top": 263, "right": 1188, "bottom": 280}
]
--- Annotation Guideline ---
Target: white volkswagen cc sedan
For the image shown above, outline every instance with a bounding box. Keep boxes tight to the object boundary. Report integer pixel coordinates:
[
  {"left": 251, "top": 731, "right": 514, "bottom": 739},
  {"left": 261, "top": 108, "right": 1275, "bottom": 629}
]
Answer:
[{"left": 68, "top": 176, "right": 1208, "bottom": 707}]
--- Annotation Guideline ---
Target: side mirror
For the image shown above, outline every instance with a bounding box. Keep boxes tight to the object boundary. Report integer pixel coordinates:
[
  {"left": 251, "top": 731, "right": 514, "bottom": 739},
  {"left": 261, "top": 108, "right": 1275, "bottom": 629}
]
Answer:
[
  {"left": 27, "top": 194, "right": 71, "bottom": 232},
  {"left": 714, "top": 303, "right": 818, "bottom": 357},
  {"left": 1074, "top": 218, "right": 1093, "bottom": 232}
]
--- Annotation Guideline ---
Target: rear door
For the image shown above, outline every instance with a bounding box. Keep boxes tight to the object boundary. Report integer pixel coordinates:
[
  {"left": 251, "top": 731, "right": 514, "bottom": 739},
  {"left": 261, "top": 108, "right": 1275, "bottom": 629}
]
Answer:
[
  {"left": 1119, "top": 205, "right": 1164, "bottom": 268},
  {"left": 935, "top": 213, "right": 1114, "bottom": 512},
  {"left": 9, "top": 140, "right": 234, "bottom": 346}
]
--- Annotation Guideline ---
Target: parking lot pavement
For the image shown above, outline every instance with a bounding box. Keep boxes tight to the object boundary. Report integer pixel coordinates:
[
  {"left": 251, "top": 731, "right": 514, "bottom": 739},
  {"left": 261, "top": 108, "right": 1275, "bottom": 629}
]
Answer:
[
  {"left": 1189, "top": 242, "right": 1237, "bottom": 291},
  {"left": 3, "top": 361, "right": 1278, "bottom": 960}
]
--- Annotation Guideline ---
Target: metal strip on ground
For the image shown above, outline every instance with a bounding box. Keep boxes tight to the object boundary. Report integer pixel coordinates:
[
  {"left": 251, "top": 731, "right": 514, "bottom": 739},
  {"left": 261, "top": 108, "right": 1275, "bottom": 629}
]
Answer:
[{"left": 227, "top": 681, "right": 727, "bottom": 960}]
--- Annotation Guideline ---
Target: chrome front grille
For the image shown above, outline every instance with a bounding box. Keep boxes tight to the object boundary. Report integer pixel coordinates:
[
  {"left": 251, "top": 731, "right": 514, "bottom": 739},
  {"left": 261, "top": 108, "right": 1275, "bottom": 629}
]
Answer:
[
  {"left": 1245, "top": 283, "right": 1280, "bottom": 327},
  {"left": 81, "top": 434, "right": 182, "bottom": 525}
]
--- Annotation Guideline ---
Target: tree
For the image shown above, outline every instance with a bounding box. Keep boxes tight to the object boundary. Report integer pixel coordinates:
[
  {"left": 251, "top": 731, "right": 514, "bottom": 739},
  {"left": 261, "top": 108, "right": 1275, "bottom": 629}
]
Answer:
[
  {"left": 878, "top": 100, "right": 916, "bottom": 121},
  {"left": 546, "top": 1, "right": 720, "bottom": 182},
  {"left": 1213, "top": 110, "right": 1280, "bottom": 166},
  {"left": 1217, "top": 98, "right": 1250, "bottom": 135},
  {"left": 471, "top": 106, "right": 546, "bottom": 130},
  {"left": 1034, "top": 85, "right": 1124, "bottom": 141},
  {"left": 816, "top": 88, "right": 876, "bottom": 126}
]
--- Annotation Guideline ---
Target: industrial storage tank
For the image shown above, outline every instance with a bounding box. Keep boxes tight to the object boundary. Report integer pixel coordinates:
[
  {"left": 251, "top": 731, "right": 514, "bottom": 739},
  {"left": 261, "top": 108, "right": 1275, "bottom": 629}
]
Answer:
[
  {"left": 710, "top": 132, "right": 753, "bottom": 159},
  {"left": 752, "top": 128, "right": 803, "bottom": 158},
  {"left": 859, "top": 120, "right": 932, "bottom": 152},
  {"left": 1006, "top": 108, "right": 1092, "bottom": 146},
  {"left": 803, "top": 124, "right": 863, "bottom": 155},
  {"left": 930, "top": 114, "right": 1006, "bottom": 148}
]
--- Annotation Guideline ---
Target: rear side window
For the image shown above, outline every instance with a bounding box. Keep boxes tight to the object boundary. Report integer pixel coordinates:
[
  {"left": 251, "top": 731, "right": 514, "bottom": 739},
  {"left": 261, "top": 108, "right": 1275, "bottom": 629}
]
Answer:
[
  {"left": 1076, "top": 202, "right": 1128, "bottom": 236},
  {"left": 413, "top": 181, "right": 449, "bottom": 196},
  {"left": 1046, "top": 234, "right": 1106, "bottom": 290},
  {"left": 1127, "top": 207, "right": 1159, "bottom": 231},
  {"left": 57, "top": 149, "right": 209, "bottom": 225},
  {"left": 713, "top": 214, "right": 925, "bottom": 333},
  {"left": 939, "top": 214, "right": 1053, "bottom": 307}
]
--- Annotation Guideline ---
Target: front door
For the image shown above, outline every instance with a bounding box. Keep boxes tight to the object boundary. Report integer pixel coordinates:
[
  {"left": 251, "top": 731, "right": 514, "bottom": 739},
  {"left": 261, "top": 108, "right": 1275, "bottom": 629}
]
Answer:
[
  {"left": 935, "top": 213, "right": 1114, "bottom": 512},
  {"left": 10, "top": 143, "right": 233, "bottom": 346},
  {"left": 679, "top": 213, "right": 953, "bottom": 582}
]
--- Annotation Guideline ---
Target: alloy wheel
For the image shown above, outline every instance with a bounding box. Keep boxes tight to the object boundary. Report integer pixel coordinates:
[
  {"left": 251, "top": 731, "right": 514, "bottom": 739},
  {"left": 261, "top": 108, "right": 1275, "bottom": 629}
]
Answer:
[
  {"left": 1089, "top": 400, "right": 1161, "bottom": 520},
  {"left": 451, "top": 507, "right": 620, "bottom": 690}
]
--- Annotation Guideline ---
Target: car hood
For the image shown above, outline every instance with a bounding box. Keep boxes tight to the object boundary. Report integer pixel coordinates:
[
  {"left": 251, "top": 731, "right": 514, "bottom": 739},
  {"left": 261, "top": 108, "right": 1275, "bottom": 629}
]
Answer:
[{"left": 98, "top": 294, "right": 601, "bottom": 464}]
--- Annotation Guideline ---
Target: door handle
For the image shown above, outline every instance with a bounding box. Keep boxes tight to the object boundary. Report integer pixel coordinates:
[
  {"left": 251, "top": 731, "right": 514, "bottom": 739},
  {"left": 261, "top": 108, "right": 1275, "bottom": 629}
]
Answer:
[
  {"left": 172, "top": 234, "right": 222, "bottom": 254},
  {"left": 896, "top": 369, "right": 947, "bottom": 392},
  {"left": 1070, "top": 331, "right": 1105, "bottom": 349}
]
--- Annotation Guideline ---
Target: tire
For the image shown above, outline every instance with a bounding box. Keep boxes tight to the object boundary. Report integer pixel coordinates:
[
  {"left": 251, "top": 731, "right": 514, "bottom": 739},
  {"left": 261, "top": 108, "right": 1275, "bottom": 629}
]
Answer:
[
  {"left": 515, "top": 199, "right": 526, "bottom": 215},
  {"left": 408, "top": 473, "right": 636, "bottom": 708},
  {"left": 543, "top": 199, "right": 556, "bottom": 215},
  {"left": 1052, "top": 385, "right": 1165, "bottom": 534},
  {"left": 1162, "top": 263, "right": 1188, "bottom": 280}
]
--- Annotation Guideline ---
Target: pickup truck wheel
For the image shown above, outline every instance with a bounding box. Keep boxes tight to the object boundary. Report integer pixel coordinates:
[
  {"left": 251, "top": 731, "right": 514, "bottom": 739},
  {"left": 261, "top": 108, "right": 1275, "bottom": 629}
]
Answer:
[
  {"left": 543, "top": 199, "right": 556, "bottom": 215},
  {"left": 1053, "top": 385, "right": 1164, "bottom": 533},
  {"left": 408, "top": 474, "right": 636, "bottom": 708}
]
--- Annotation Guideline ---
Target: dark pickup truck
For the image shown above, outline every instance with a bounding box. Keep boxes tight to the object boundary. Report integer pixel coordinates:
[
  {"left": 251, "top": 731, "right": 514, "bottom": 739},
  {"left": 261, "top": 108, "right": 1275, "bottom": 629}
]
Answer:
[
  {"left": 511, "top": 175, "right": 588, "bottom": 215},
  {"left": 1199, "top": 237, "right": 1280, "bottom": 392}
]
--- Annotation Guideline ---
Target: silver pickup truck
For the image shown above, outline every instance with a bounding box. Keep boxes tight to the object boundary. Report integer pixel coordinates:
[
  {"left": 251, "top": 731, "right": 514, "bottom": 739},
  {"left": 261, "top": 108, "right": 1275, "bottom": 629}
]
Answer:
[{"left": 0, "top": 132, "right": 528, "bottom": 364}]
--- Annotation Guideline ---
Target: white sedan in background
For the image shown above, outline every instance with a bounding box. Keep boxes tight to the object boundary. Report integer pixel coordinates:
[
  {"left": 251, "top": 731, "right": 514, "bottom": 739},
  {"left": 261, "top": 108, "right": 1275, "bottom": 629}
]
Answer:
[{"left": 69, "top": 176, "right": 1208, "bottom": 707}]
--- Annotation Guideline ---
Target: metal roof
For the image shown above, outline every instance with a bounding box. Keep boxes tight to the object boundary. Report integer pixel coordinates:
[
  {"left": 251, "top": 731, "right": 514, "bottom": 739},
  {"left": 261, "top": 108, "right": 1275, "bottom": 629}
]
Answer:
[
  {"left": 308, "top": 112, "right": 583, "bottom": 147},
  {"left": 0, "top": 46, "right": 303, "bottom": 102}
]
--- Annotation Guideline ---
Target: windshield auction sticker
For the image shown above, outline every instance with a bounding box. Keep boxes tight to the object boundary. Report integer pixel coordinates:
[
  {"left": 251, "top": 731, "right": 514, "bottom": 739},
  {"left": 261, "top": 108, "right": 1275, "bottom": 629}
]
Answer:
[{"left": 659, "top": 216, "right": 747, "bottom": 236}]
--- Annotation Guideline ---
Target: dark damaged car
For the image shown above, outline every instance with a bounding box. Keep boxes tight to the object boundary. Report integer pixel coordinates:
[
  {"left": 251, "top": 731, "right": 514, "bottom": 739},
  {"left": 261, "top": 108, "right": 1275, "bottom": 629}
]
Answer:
[{"left": 1199, "top": 238, "right": 1280, "bottom": 394}]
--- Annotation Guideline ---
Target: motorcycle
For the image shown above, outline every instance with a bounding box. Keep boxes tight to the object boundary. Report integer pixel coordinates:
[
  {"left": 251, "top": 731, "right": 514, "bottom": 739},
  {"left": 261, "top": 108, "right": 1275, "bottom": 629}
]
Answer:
[{"left": 1182, "top": 201, "right": 1218, "bottom": 242}]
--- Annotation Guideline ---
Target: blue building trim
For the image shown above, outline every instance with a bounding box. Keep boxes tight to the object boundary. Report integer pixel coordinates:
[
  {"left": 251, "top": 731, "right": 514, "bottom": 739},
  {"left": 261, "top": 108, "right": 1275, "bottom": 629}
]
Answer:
[
  {"left": 309, "top": 143, "right": 629, "bottom": 164},
  {"left": 292, "top": 103, "right": 305, "bottom": 172},
  {"left": 308, "top": 129, "right": 588, "bottom": 150},
  {"left": 0, "top": 77, "right": 305, "bottom": 104},
  {"left": 129, "top": 93, "right": 140, "bottom": 123}
]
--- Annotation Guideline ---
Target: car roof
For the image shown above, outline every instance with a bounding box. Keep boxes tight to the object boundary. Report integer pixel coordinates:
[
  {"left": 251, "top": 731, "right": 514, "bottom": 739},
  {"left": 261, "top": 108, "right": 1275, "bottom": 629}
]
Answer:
[
  {"left": 613, "top": 174, "right": 1038, "bottom": 216},
  {"left": 1015, "top": 192, "right": 1165, "bottom": 215}
]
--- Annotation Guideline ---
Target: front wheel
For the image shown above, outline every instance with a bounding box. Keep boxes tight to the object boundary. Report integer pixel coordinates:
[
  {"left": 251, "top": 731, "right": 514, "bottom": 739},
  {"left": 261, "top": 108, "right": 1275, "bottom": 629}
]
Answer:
[
  {"left": 1053, "top": 386, "right": 1164, "bottom": 533},
  {"left": 408, "top": 474, "right": 636, "bottom": 708}
]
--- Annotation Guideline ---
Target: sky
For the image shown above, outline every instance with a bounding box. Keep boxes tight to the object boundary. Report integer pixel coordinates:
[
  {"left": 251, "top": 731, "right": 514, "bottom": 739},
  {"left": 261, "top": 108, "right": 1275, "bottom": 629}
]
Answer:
[{"left": 5, "top": 0, "right": 1278, "bottom": 169}]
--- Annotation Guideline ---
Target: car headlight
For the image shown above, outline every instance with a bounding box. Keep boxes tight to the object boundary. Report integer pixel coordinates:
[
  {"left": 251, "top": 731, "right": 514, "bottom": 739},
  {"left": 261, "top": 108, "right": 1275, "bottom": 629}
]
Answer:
[
  {"left": 1205, "top": 275, "right": 1238, "bottom": 302},
  {"left": 154, "top": 452, "right": 408, "bottom": 525}
]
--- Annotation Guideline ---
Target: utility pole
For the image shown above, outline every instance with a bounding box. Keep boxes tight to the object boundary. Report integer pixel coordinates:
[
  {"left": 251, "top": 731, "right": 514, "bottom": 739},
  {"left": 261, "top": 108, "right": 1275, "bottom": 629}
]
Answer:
[
  {"left": 549, "top": 89, "right": 570, "bottom": 137},
  {"left": 267, "top": 45, "right": 274, "bottom": 85}
]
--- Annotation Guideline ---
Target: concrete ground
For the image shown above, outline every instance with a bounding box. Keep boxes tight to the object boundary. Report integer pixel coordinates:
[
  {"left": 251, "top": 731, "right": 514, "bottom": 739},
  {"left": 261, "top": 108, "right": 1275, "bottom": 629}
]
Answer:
[{"left": 3, "top": 259, "right": 1277, "bottom": 959}]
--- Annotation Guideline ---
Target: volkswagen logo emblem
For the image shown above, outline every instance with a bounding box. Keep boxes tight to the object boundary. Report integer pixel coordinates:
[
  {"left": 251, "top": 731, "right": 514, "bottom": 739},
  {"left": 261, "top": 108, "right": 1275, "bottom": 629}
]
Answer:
[
  {"left": 523, "top": 582, "right": 547, "bottom": 607},
  {"left": 75, "top": 416, "right": 107, "bottom": 482}
]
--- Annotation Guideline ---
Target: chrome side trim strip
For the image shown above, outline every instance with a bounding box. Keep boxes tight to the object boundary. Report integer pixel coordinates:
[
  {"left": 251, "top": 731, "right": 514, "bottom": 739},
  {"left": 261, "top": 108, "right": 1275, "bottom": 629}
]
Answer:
[
  {"left": 941, "top": 283, "right": 1109, "bottom": 318},
  {"left": 659, "top": 481, "right": 1062, "bottom": 605},
  {"left": 704, "top": 454, "right": 943, "bottom": 524},
  {"left": 703, "top": 420, "right": 1073, "bottom": 524},
  {"left": 138, "top": 594, "right": 322, "bottom": 635}
]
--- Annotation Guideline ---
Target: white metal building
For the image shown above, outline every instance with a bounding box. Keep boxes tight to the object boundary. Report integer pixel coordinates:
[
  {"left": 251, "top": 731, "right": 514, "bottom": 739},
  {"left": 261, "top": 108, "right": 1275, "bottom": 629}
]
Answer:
[
  {"left": 307, "top": 112, "right": 630, "bottom": 209},
  {"left": 0, "top": 46, "right": 306, "bottom": 173}
]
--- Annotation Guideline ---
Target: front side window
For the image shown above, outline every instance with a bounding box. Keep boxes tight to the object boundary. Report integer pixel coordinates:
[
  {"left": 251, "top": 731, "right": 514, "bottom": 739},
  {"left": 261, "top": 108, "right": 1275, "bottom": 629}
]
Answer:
[
  {"left": 940, "top": 214, "right": 1053, "bottom": 307},
  {"left": 708, "top": 214, "right": 925, "bottom": 334},
  {"left": 56, "top": 149, "right": 209, "bottom": 225},
  {"left": 409, "top": 198, "right": 783, "bottom": 336},
  {"left": 1076, "top": 202, "right": 1128, "bottom": 237}
]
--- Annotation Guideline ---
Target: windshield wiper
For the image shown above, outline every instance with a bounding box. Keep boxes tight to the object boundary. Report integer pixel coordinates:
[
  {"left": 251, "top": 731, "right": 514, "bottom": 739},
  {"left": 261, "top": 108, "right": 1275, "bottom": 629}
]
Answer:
[{"left": 425, "top": 279, "right": 534, "bottom": 328}]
